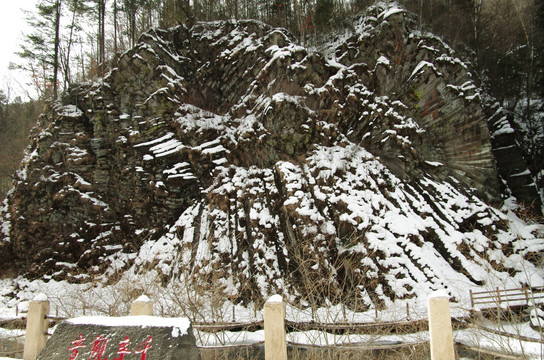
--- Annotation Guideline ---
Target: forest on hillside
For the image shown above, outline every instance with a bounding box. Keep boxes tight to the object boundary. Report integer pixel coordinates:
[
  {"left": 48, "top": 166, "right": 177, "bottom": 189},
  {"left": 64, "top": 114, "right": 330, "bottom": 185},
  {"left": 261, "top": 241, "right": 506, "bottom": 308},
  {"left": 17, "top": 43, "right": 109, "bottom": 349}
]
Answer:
[
  {"left": 0, "top": 94, "right": 42, "bottom": 200},
  {"left": 1, "top": 0, "right": 543, "bottom": 204}
]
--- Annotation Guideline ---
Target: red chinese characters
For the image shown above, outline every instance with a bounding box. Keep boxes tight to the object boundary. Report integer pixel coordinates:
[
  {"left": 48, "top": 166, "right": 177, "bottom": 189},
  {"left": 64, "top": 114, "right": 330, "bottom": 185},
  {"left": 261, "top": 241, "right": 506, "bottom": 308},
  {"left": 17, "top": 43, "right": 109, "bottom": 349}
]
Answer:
[
  {"left": 134, "top": 336, "right": 153, "bottom": 360},
  {"left": 67, "top": 335, "right": 153, "bottom": 360},
  {"left": 89, "top": 335, "right": 109, "bottom": 360},
  {"left": 68, "top": 334, "right": 86, "bottom": 360},
  {"left": 114, "top": 336, "right": 131, "bottom": 360}
]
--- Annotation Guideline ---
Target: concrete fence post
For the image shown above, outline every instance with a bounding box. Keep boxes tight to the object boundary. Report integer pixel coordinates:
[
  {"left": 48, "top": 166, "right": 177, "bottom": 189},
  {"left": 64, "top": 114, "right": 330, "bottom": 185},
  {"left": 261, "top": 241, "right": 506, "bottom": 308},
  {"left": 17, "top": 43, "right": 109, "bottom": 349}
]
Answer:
[
  {"left": 130, "top": 295, "right": 154, "bottom": 316},
  {"left": 23, "top": 294, "right": 50, "bottom": 360},
  {"left": 264, "top": 295, "right": 287, "bottom": 360},
  {"left": 428, "top": 291, "right": 455, "bottom": 360}
]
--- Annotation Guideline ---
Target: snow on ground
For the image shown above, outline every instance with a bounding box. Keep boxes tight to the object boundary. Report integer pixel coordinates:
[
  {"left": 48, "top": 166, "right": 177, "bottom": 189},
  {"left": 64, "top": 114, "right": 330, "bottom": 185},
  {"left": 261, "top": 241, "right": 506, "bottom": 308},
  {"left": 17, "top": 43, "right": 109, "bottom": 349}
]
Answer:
[
  {"left": 456, "top": 326, "right": 544, "bottom": 359},
  {"left": 2, "top": 303, "right": 544, "bottom": 358}
]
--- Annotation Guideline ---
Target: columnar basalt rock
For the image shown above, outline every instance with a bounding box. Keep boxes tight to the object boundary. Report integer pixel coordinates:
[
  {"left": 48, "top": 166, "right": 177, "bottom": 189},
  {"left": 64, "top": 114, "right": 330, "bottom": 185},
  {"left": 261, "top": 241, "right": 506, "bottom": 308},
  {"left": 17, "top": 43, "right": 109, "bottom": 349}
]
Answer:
[{"left": 0, "top": 4, "right": 542, "bottom": 308}]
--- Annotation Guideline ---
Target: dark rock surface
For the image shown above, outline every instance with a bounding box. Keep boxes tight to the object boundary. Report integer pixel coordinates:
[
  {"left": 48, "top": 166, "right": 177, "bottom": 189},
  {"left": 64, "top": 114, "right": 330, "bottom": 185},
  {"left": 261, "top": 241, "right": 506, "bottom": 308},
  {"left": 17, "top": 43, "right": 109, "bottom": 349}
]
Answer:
[{"left": 37, "top": 317, "right": 200, "bottom": 360}]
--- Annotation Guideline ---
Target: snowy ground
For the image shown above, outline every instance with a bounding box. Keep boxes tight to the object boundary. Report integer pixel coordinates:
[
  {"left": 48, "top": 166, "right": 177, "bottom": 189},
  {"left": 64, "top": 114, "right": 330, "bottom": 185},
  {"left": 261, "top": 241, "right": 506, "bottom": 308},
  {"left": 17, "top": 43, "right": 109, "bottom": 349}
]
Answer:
[
  {"left": 1, "top": 321, "right": 544, "bottom": 359},
  {"left": 2, "top": 277, "right": 544, "bottom": 358}
]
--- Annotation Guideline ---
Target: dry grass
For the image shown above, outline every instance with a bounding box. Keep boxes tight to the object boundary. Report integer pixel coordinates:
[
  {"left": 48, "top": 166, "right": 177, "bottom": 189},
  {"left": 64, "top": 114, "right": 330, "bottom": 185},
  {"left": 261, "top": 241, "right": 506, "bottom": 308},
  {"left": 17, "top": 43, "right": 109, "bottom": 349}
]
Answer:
[
  {"left": 198, "top": 342, "right": 432, "bottom": 360},
  {"left": 0, "top": 341, "right": 24, "bottom": 359}
]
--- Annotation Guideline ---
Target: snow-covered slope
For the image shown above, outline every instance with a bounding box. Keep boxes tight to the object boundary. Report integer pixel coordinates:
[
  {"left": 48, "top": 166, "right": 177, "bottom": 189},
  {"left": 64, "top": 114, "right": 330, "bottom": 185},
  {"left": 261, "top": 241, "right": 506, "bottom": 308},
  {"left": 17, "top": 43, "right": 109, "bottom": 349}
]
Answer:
[{"left": 0, "top": 3, "right": 543, "bottom": 310}]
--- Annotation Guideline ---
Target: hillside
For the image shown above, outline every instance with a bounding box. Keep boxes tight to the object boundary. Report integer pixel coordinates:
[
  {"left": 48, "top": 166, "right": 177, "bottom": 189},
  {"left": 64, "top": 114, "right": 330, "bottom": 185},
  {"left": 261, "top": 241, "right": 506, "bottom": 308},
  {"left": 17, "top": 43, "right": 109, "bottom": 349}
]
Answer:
[{"left": 0, "top": 3, "right": 543, "bottom": 310}]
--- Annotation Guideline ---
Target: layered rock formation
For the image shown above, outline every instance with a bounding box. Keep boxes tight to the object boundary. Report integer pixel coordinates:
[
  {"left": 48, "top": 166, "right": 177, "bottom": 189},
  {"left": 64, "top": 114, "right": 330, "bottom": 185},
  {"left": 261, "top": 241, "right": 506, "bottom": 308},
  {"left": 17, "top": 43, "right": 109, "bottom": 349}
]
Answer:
[{"left": 1, "top": 3, "right": 542, "bottom": 307}]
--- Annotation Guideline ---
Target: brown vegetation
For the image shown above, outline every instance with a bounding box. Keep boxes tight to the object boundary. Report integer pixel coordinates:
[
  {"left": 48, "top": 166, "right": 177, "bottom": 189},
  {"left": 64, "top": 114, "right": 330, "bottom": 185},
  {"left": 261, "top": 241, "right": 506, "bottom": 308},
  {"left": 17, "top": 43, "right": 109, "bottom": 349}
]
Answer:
[{"left": 0, "top": 94, "right": 42, "bottom": 202}]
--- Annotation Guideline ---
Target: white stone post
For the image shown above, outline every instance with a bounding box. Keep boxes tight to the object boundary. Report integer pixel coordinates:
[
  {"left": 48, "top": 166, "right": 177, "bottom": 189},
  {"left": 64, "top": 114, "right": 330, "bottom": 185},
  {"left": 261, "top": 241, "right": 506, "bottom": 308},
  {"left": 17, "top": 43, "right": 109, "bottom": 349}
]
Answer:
[
  {"left": 428, "top": 291, "right": 455, "bottom": 360},
  {"left": 130, "top": 295, "right": 153, "bottom": 316},
  {"left": 23, "top": 294, "right": 50, "bottom": 360},
  {"left": 264, "top": 295, "right": 287, "bottom": 360}
]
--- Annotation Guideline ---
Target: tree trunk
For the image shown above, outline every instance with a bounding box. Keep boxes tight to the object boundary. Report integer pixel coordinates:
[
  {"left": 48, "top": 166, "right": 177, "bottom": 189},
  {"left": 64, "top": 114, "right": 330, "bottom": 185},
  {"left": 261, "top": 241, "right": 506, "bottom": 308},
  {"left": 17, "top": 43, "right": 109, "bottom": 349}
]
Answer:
[
  {"left": 98, "top": 0, "right": 106, "bottom": 75},
  {"left": 53, "top": 0, "right": 62, "bottom": 98},
  {"left": 63, "top": 0, "right": 80, "bottom": 92},
  {"left": 114, "top": 0, "right": 118, "bottom": 55}
]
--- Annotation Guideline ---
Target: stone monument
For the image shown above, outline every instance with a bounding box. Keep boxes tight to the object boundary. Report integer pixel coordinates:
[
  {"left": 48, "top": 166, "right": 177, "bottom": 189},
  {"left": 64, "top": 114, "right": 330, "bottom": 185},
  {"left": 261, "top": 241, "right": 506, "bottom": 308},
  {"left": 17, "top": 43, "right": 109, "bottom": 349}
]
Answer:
[{"left": 36, "top": 316, "right": 200, "bottom": 360}]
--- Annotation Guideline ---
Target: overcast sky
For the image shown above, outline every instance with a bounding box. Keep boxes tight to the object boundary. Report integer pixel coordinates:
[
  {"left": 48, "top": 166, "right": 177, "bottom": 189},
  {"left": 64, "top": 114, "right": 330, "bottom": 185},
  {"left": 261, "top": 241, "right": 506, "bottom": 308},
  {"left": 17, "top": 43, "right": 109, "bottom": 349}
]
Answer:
[{"left": 0, "top": 0, "right": 38, "bottom": 100}]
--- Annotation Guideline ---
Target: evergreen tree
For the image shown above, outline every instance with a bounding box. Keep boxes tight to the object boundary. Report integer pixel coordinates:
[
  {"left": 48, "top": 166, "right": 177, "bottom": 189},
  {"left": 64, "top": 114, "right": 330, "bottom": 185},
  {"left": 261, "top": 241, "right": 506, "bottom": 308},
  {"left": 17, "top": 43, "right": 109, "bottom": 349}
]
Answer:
[
  {"left": 16, "top": 0, "right": 63, "bottom": 100},
  {"left": 122, "top": 0, "right": 141, "bottom": 47},
  {"left": 62, "top": 0, "right": 91, "bottom": 89},
  {"left": 98, "top": 0, "right": 107, "bottom": 75},
  {"left": 159, "top": 0, "right": 183, "bottom": 28},
  {"left": 314, "top": 0, "right": 334, "bottom": 32},
  {"left": 536, "top": 0, "right": 544, "bottom": 97}
]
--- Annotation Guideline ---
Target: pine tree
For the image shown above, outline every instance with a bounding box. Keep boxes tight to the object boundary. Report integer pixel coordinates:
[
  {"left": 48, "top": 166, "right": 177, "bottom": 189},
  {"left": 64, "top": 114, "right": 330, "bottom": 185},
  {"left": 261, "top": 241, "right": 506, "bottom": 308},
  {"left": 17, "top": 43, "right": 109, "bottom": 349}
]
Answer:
[
  {"left": 98, "top": 0, "right": 107, "bottom": 75},
  {"left": 122, "top": 0, "right": 140, "bottom": 47},
  {"left": 16, "top": 0, "right": 63, "bottom": 100},
  {"left": 535, "top": 0, "right": 544, "bottom": 97},
  {"left": 159, "top": 0, "right": 195, "bottom": 28},
  {"left": 314, "top": 0, "right": 334, "bottom": 32},
  {"left": 62, "top": 0, "right": 91, "bottom": 89}
]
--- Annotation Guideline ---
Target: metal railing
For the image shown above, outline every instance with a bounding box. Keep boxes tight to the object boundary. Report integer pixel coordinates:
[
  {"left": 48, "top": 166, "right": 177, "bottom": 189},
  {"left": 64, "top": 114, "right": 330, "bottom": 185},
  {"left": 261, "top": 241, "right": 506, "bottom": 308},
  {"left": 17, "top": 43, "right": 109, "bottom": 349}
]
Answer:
[{"left": 469, "top": 286, "right": 544, "bottom": 308}]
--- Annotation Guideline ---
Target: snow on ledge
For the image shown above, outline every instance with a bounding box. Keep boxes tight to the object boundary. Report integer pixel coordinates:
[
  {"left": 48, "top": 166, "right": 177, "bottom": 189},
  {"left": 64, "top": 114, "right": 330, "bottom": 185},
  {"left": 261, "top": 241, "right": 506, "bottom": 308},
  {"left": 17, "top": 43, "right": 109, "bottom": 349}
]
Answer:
[
  {"left": 134, "top": 295, "right": 151, "bottom": 303},
  {"left": 267, "top": 294, "right": 283, "bottom": 303},
  {"left": 67, "top": 315, "right": 191, "bottom": 336},
  {"left": 33, "top": 293, "right": 48, "bottom": 302},
  {"left": 428, "top": 289, "right": 450, "bottom": 299},
  {"left": 379, "top": 7, "right": 404, "bottom": 20},
  {"left": 425, "top": 161, "right": 443, "bottom": 167},
  {"left": 58, "top": 104, "right": 84, "bottom": 118}
]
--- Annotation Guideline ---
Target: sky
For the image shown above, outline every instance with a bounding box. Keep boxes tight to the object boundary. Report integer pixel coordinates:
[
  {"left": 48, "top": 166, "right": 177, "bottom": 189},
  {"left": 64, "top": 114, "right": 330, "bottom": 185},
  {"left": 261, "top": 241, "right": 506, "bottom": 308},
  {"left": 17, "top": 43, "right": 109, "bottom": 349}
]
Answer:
[{"left": 0, "top": 0, "right": 38, "bottom": 100}]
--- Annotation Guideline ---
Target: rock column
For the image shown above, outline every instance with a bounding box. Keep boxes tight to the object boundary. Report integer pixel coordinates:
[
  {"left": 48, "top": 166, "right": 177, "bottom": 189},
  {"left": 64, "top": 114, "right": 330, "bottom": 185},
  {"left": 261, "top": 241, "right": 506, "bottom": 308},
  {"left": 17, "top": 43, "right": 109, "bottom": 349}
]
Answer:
[
  {"left": 24, "top": 294, "right": 50, "bottom": 360},
  {"left": 428, "top": 291, "right": 455, "bottom": 360},
  {"left": 264, "top": 295, "right": 287, "bottom": 360},
  {"left": 130, "top": 295, "right": 154, "bottom": 316}
]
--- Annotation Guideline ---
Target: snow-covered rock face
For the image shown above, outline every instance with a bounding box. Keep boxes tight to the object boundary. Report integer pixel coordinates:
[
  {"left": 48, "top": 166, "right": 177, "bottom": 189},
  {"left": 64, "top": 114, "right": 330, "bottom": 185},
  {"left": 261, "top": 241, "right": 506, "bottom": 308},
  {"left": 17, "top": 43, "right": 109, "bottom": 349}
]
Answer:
[{"left": 1, "top": 4, "right": 543, "bottom": 308}]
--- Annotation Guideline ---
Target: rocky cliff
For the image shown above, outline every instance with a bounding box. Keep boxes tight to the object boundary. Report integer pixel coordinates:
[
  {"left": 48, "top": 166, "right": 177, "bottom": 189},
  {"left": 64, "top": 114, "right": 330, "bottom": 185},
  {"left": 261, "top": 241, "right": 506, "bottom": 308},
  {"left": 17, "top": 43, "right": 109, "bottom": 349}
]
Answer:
[{"left": 1, "top": 3, "right": 543, "bottom": 307}]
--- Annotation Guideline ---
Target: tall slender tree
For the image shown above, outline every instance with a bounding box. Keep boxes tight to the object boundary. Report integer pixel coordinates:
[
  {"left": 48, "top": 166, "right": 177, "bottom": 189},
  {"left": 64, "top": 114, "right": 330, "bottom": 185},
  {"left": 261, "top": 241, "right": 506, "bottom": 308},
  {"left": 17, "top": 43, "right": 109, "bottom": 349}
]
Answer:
[
  {"left": 97, "top": 0, "right": 107, "bottom": 75},
  {"left": 53, "top": 0, "right": 62, "bottom": 97},
  {"left": 113, "top": 0, "right": 119, "bottom": 55},
  {"left": 16, "top": 0, "right": 63, "bottom": 100},
  {"left": 535, "top": 0, "right": 544, "bottom": 97},
  {"left": 61, "top": 0, "right": 90, "bottom": 90}
]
